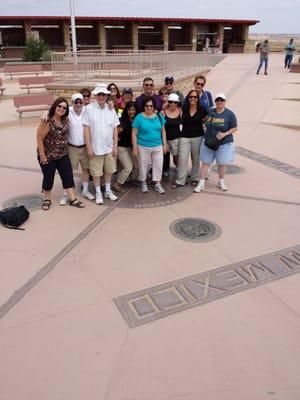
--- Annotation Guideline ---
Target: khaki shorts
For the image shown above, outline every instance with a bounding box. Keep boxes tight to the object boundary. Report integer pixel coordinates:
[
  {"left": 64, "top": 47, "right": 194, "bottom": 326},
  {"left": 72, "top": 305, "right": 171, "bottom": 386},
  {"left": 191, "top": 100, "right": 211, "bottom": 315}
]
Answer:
[
  {"left": 89, "top": 153, "right": 116, "bottom": 177},
  {"left": 68, "top": 145, "right": 89, "bottom": 171},
  {"left": 167, "top": 138, "right": 179, "bottom": 156}
]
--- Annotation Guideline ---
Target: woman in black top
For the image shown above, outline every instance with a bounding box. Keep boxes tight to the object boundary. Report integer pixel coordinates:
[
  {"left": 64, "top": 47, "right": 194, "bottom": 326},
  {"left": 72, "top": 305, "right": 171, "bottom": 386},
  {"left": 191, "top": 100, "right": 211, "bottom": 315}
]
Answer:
[
  {"left": 113, "top": 101, "right": 139, "bottom": 191},
  {"left": 163, "top": 93, "right": 182, "bottom": 177},
  {"left": 175, "top": 89, "right": 208, "bottom": 187}
]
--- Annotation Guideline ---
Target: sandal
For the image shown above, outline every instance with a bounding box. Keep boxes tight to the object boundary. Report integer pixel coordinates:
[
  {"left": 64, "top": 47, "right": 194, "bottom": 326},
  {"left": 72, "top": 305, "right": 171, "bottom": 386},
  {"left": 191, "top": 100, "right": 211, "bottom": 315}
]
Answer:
[
  {"left": 41, "top": 199, "right": 51, "bottom": 211},
  {"left": 69, "top": 198, "right": 85, "bottom": 208}
]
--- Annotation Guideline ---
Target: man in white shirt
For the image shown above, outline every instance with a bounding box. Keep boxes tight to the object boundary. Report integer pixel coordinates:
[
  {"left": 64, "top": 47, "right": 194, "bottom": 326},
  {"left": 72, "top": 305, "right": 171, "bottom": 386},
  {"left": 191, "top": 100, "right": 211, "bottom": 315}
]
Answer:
[
  {"left": 59, "top": 93, "right": 95, "bottom": 205},
  {"left": 83, "top": 83, "right": 119, "bottom": 205}
]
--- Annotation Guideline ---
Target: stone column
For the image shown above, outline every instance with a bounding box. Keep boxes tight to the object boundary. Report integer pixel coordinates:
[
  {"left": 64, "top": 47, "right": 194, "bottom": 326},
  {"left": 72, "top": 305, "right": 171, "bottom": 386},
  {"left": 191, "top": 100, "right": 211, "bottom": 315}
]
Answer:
[
  {"left": 217, "top": 23, "right": 224, "bottom": 53},
  {"left": 62, "top": 20, "right": 71, "bottom": 51},
  {"left": 242, "top": 24, "right": 250, "bottom": 53},
  {"left": 132, "top": 22, "right": 139, "bottom": 51},
  {"left": 191, "top": 23, "right": 197, "bottom": 51},
  {"left": 98, "top": 22, "right": 106, "bottom": 54},
  {"left": 162, "top": 22, "right": 169, "bottom": 51},
  {"left": 24, "top": 20, "right": 32, "bottom": 42}
]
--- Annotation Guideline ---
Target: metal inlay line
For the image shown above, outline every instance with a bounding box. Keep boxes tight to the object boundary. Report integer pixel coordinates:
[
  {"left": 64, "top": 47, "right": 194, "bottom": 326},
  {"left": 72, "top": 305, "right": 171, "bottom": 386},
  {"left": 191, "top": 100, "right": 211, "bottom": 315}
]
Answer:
[{"left": 236, "top": 146, "right": 300, "bottom": 179}]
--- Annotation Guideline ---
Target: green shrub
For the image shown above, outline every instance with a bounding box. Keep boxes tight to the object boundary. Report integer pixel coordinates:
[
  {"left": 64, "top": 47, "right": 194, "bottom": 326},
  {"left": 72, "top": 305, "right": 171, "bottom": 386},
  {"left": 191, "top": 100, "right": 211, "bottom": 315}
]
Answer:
[{"left": 23, "top": 37, "right": 49, "bottom": 62}]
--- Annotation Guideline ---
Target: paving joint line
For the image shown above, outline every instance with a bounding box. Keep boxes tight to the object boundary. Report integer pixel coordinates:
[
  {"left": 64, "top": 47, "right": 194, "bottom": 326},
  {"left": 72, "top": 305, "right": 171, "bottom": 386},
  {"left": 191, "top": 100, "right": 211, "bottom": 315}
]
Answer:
[{"left": 0, "top": 187, "right": 134, "bottom": 321}]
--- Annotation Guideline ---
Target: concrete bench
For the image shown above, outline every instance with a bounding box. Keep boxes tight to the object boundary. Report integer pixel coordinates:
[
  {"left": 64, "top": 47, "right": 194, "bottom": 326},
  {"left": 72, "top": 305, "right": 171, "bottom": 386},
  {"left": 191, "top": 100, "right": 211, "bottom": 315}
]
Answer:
[
  {"left": 4, "top": 64, "right": 43, "bottom": 80},
  {"left": 13, "top": 94, "right": 54, "bottom": 118},
  {"left": 19, "top": 76, "right": 54, "bottom": 93},
  {"left": 0, "top": 78, "right": 6, "bottom": 96}
]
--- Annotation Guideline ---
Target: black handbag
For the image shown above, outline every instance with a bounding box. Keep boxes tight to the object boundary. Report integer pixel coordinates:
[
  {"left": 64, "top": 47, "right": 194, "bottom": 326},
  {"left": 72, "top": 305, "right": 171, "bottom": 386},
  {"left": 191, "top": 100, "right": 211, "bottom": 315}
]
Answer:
[
  {"left": 204, "top": 113, "right": 220, "bottom": 151},
  {"left": 0, "top": 205, "right": 30, "bottom": 230}
]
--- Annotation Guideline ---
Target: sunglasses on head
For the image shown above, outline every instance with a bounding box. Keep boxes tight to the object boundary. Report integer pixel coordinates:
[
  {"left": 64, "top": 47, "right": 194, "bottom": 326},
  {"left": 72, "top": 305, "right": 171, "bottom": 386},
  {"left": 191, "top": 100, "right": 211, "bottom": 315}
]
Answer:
[{"left": 57, "top": 104, "right": 67, "bottom": 110}]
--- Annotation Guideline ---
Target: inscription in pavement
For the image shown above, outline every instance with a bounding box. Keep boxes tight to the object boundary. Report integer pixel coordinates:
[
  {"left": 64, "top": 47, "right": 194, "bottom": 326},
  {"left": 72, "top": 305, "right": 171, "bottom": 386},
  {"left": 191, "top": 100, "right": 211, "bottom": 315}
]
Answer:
[
  {"left": 236, "top": 146, "right": 300, "bottom": 179},
  {"left": 117, "top": 180, "right": 193, "bottom": 209},
  {"left": 114, "top": 245, "right": 300, "bottom": 327},
  {"left": 170, "top": 218, "right": 221, "bottom": 242},
  {"left": 3, "top": 195, "right": 43, "bottom": 211}
]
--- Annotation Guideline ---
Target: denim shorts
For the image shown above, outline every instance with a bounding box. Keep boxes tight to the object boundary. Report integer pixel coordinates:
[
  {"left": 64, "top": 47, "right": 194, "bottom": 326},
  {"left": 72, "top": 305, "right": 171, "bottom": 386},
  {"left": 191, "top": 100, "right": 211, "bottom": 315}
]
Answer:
[{"left": 200, "top": 141, "right": 235, "bottom": 165}]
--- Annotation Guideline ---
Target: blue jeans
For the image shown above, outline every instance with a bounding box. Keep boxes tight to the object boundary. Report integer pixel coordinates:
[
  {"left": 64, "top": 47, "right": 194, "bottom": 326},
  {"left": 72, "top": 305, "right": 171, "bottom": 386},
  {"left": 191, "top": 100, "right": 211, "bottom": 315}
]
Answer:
[
  {"left": 257, "top": 56, "right": 268, "bottom": 74},
  {"left": 284, "top": 54, "right": 293, "bottom": 68}
]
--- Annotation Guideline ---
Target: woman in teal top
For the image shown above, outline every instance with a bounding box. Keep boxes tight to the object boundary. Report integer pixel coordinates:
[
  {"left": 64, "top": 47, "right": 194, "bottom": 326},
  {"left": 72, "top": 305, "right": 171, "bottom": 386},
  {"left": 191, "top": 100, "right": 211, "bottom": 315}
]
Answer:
[{"left": 132, "top": 96, "right": 168, "bottom": 194}]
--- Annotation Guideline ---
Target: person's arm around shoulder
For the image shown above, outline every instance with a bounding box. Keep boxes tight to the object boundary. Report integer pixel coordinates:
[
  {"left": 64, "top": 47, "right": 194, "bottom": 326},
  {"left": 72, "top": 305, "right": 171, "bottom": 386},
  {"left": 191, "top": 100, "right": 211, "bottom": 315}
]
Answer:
[{"left": 36, "top": 120, "right": 49, "bottom": 164}]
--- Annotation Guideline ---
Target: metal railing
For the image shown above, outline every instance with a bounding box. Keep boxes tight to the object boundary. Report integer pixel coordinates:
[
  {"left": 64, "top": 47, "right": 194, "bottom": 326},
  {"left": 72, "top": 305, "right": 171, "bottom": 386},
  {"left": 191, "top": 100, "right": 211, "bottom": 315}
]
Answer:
[{"left": 51, "top": 50, "right": 224, "bottom": 84}]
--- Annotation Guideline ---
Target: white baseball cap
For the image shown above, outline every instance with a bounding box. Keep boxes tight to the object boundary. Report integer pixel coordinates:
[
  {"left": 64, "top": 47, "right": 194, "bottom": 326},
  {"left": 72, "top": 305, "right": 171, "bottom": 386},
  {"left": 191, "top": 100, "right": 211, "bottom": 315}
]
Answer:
[
  {"left": 214, "top": 93, "right": 226, "bottom": 101},
  {"left": 71, "top": 93, "right": 83, "bottom": 102},
  {"left": 92, "top": 83, "right": 110, "bottom": 95},
  {"left": 168, "top": 93, "right": 180, "bottom": 103}
]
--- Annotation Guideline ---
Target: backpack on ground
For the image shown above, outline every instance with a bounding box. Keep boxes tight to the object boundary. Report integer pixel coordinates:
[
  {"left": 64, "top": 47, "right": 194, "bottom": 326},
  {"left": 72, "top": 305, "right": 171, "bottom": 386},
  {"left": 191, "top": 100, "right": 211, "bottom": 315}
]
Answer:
[{"left": 0, "top": 205, "right": 30, "bottom": 230}]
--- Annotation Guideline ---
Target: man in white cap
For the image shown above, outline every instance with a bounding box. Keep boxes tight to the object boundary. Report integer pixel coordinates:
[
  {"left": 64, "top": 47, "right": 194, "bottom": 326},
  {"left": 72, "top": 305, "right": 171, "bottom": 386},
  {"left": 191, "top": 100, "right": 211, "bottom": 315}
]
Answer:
[
  {"left": 58, "top": 93, "right": 95, "bottom": 205},
  {"left": 83, "top": 83, "right": 119, "bottom": 205}
]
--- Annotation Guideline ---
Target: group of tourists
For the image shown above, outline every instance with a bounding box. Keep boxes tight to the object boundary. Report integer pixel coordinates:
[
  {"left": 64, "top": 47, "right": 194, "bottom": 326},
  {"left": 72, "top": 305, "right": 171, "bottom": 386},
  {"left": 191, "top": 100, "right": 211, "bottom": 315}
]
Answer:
[{"left": 36, "top": 75, "right": 238, "bottom": 210}]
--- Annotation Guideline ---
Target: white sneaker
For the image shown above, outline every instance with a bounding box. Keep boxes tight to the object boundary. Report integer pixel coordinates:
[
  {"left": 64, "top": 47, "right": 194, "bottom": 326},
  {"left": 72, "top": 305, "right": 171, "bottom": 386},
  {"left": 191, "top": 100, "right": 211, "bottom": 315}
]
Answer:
[
  {"left": 104, "top": 190, "right": 118, "bottom": 201},
  {"left": 141, "top": 182, "right": 148, "bottom": 193},
  {"left": 193, "top": 182, "right": 205, "bottom": 193},
  {"left": 95, "top": 192, "right": 104, "bottom": 205},
  {"left": 216, "top": 182, "right": 228, "bottom": 191},
  {"left": 154, "top": 183, "right": 165, "bottom": 194},
  {"left": 59, "top": 193, "right": 68, "bottom": 206},
  {"left": 81, "top": 190, "right": 95, "bottom": 200}
]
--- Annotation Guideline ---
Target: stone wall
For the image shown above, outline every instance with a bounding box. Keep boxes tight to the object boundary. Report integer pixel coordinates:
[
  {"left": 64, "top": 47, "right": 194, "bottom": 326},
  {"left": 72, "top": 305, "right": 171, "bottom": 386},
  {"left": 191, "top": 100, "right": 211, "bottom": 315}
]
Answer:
[{"left": 46, "top": 69, "right": 211, "bottom": 100}]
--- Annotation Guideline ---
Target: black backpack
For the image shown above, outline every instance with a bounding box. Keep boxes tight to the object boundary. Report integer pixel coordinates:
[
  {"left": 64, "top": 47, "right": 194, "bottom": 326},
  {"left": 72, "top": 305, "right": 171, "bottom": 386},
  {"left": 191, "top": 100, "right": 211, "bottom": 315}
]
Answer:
[{"left": 0, "top": 206, "right": 30, "bottom": 230}]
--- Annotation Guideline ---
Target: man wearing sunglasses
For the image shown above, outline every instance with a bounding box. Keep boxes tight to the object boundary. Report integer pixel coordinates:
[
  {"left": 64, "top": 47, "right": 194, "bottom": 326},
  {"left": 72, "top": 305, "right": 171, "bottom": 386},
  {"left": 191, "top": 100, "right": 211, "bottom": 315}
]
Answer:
[
  {"left": 135, "top": 77, "right": 163, "bottom": 113},
  {"left": 164, "top": 75, "right": 184, "bottom": 105}
]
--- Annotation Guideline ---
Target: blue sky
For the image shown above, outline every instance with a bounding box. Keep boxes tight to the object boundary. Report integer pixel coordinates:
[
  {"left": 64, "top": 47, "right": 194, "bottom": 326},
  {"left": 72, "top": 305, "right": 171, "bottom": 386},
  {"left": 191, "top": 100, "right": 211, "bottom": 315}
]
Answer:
[{"left": 0, "top": 0, "right": 299, "bottom": 34}]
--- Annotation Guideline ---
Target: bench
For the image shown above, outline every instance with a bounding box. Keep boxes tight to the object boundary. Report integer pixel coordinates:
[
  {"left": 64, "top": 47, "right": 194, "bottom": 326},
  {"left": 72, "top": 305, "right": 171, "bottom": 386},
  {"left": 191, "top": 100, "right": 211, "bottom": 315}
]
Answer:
[
  {"left": 0, "top": 78, "right": 6, "bottom": 96},
  {"left": 13, "top": 94, "right": 54, "bottom": 118},
  {"left": 4, "top": 64, "right": 43, "bottom": 80},
  {"left": 19, "top": 76, "right": 54, "bottom": 93}
]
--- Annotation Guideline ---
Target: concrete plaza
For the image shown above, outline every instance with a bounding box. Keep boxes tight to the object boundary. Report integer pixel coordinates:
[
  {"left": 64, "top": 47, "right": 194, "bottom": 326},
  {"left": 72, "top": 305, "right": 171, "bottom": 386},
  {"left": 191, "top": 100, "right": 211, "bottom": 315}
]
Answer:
[{"left": 0, "top": 53, "right": 300, "bottom": 400}]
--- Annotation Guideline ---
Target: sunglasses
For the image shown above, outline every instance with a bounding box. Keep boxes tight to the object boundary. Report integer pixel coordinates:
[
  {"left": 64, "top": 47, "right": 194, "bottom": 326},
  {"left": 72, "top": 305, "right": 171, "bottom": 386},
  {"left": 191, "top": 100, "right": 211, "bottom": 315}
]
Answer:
[
  {"left": 74, "top": 100, "right": 83, "bottom": 104},
  {"left": 57, "top": 104, "right": 67, "bottom": 110},
  {"left": 144, "top": 83, "right": 154, "bottom": 87},
  {"left": 83, "top": 94, "right": 90, "bottom": 98},
  {"left": 168, "top": 101, "right": 178, "bottom": 104},
  {"left": 189, "top": 96, "right": 198, "bottom": 99},
  {"left": 145, "top": 104, "right": 154, "bottom": 108},
  {"left": 96, "top": 93, "right": 107, "bottom": 96},
  {"left": 196, "top": 82, "right": 205, "bottom": 86}
]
